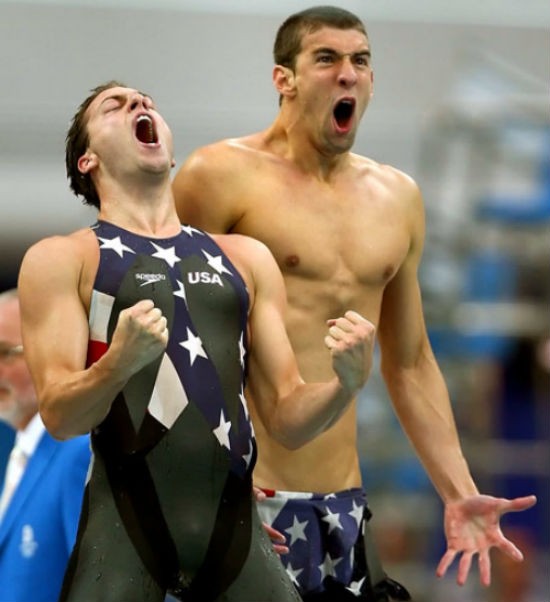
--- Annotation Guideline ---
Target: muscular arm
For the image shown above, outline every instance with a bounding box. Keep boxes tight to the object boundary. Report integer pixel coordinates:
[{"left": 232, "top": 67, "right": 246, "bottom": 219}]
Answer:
[
  {"left": 377, "top": 182, "right": 477, "bottom": 501},
  {"left": 232, "top": 237, "right": 375, "bottom": 450},
  {"left": 377, "top": 181, "right": 536, "bottom": 586},
  {"left": 18, "top": 235, "right": 168, "bottom": 440}
]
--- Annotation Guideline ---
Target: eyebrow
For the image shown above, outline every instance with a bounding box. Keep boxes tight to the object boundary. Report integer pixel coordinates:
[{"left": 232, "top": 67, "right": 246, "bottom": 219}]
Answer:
[
  {"left": 313, "top": 47, "right": 371, "bottom": 60},
  {"left": 99, "top": 91, "right": 154, "bottom": 107}
]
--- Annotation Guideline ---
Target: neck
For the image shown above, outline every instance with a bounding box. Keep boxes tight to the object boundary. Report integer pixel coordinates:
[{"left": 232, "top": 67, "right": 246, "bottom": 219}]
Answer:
[
  {"left": 266, "top": 111, "right": 348, "bottom": 180},
  {"left": 97, "top": 177, "right": 181, "bottom": 238}
]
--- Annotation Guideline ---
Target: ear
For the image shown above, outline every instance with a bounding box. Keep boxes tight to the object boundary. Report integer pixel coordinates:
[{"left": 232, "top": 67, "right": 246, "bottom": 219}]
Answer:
[
  {"left": 369, "top": 70, "right": 374, "bottom": 99},
  {"left": 273, "top": 65, "right": 296, "bottom": 99},
  {"left": 77, "top": 152, "right": 98, "bottom": 175}
]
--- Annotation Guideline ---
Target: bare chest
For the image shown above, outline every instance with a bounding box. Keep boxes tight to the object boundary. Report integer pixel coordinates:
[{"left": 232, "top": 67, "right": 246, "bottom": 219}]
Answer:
[{"left": 233, "top": 175, "right": 410, "bottom": 297}]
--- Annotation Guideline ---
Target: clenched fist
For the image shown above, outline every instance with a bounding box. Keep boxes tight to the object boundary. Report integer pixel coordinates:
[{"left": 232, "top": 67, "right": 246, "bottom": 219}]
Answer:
[
  {"left": 325, "top": 310, "right": 376, "bottom": 395},
  {"left": 110, "top": 299, "right": 169, "bottom": 376}
]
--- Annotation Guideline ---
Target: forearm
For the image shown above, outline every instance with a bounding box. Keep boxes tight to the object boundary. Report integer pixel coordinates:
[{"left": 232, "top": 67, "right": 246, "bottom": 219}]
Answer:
[
  {"left": 270, "top": 377, "right": 357, "bottom": 450},
  {"left": 39, "top": 355, "right": 132, "bottom": 440},
  {"left": 382, "top": 355, "right": 478, "bottom": 502}
]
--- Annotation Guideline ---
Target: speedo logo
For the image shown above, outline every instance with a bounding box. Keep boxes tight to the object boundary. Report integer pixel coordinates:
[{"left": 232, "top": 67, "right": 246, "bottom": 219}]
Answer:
[
  {"left": 135, "top": 273, "right": 167, "bottom": 287},
  {"left": 187, "top": 272, "right": 224, "bottom": 287}
]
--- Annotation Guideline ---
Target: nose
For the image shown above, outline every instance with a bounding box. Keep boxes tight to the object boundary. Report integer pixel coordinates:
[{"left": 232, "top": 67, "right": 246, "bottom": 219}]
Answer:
[
  {"left": 129, "top": 93, "right": 148, "bottom": 112},
  {"left": 337, "top": 57, "right": 358, "bottom": 87}
]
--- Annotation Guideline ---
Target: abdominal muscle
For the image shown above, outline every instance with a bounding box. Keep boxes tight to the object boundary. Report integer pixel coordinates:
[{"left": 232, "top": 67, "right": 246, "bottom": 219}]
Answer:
[{"left": 250, "top": 295, "right": 367, "bottom": 494}]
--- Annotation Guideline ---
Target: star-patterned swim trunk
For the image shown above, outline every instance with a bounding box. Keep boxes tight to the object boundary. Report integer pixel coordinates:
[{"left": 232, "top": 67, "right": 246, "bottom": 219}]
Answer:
[{"left": 258, "top": 488, "right": 371, "bottom": 598}]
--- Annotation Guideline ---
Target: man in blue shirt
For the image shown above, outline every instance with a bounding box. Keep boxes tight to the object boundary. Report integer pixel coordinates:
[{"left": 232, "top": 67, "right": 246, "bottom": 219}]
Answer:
[{"left": 0, "top": 289, "right": 90, "bottom": 602}]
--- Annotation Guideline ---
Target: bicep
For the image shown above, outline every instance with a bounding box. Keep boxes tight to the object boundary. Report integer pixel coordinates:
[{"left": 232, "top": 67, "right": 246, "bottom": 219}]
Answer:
[
  {"left": 18, "top": 240, "right": 91, "bottom": 393},
  {"left": 378, "top": 261, "right": 428, "bottom": 370},
  {"left": 378, "top": 178, "right": 432, "bottom": 369}
]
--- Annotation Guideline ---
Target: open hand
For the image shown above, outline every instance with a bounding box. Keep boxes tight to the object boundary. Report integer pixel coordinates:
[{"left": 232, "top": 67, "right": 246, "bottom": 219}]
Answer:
[{"left": 436, "top": 493, "right": 537, "bottom": 586}]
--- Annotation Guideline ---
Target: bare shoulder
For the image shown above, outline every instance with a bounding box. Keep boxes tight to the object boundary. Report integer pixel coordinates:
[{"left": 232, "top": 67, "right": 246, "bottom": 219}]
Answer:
[
  {"left": 18, "top": 227, "right": 99, "bottom": 297},
  {"left": 175, "top": 134, "right": 264, "bottom": 182},
  {"left": 21, "top": 227, "right": 94, "bottom": 268},
  {"left": 174, "top": 133, "right": 267, "bottom": 231},
  {"left": 353, "top": 153, "right": 420, "bottom": 195}
]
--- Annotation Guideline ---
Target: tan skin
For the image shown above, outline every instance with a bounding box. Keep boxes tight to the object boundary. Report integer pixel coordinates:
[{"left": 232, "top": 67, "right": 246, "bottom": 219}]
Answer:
[
  {"left": 18, "top": 85, "right": 375, "bottom": 513},
  {"left": 173, "top": 26, "right": 536, "bottom": 587},
  {"left": 0, "top": 294, "right": 37, "bottom": 431}
]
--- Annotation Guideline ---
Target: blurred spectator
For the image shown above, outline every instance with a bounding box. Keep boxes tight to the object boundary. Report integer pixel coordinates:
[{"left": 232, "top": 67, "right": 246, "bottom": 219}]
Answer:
[{"left": 0, "top": 289, "right": 90, "bottom": 602}]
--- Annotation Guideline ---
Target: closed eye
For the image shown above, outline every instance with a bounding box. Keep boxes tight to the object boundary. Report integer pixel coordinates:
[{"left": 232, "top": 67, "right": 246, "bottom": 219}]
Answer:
[{"left": 101, "top": 98, "right": 122, "bottom": 113}]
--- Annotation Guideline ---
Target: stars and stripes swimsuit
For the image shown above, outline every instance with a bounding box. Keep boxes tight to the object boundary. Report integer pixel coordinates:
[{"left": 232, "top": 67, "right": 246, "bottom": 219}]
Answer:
[
  {"left": 59, "top": 221, "right": 301, "bottom": 602},
  {"left": 258, "top": 489, "right": 411, "bottom": 601}
]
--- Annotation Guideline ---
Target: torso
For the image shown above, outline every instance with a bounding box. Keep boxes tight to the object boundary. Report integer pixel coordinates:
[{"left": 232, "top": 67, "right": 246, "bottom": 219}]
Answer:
[
  {"left": 202, "top": 137, "right": 415, "bottom": 493},
  {"left": 81, "top": 221, "right": 256, "bottom": 576}
]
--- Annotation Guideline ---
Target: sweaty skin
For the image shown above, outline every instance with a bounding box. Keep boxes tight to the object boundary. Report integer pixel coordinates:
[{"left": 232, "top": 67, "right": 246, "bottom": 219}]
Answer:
[
  {"left": 179, "top": 142, "right": 414, "bottom": 494},
  {"left": 18, "top": 83, "right": 376, "bottom": 601},
  {"left": 173, "top": 26, "right": 447, "bottom": 496},
  {"left": 173, "top": 24, "right": 537, "bottom": 589}
]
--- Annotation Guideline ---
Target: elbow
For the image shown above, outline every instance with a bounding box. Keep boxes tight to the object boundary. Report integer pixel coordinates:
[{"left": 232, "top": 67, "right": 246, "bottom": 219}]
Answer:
[
  {"left": 39, "top": 400, "right": 73, "bottom": 441},
  {"left": 278, "top": 436, "right": 304, "bottom": 452},
  {"left": 266, "top": 417, "right": 305, "bottom": 451},
  {"left": 269, "top": 422, "right": 313, "bottom": 451}
]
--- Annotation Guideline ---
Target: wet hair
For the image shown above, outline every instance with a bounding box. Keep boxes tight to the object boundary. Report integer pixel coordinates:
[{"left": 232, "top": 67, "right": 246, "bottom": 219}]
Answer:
[
  {"left": 273, "top": 5, "right": 368, "bottom": 70},
  {"left": 65, "top": 80, "right": 127, "bottom": 209}
]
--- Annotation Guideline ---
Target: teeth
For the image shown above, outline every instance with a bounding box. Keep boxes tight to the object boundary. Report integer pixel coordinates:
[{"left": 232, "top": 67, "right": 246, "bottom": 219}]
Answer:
[{"left": 135, "top": 114, "right": 156, "bottom": 144}]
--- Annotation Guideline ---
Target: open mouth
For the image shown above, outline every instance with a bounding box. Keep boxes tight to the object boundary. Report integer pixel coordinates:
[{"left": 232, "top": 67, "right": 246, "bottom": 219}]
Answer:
[
  {"left": 333, "top": 99, "right": 355, "bottom": 130},
  {"left": 135, "top": 114, "right": 158, "bottom": 144}
]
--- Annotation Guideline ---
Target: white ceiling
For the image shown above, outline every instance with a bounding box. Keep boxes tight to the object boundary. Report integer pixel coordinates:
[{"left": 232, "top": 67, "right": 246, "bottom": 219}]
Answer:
[{"left": 5, "top": 0, "right": 550, "bottom": 27}]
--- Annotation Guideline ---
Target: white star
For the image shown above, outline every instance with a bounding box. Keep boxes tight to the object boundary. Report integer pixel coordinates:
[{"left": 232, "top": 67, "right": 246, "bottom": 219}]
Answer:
[
  {"left": 150, "top": 242, "right": 181, "bottom": 268},
  {"left": 98, "top": 236, "right": 135, "bottom": 257},
  {"left": 349, "top": 500, "right": 364, "bottom": 528},
  {"left": 179, "top": 328, "right": 208, "bottom": 365},
  {"left": 238, "top": 332, "right": 246, "bottom": 367},
  {"left": 284, "top": 515, "right": 309, "bottom": 546},
  {"left": 318, "top": 552, "right": 342, "bottom": 580},
  {"left": 202, "top": 250, "right": 232, "bottom": 275},
  {"left": 181, "top": 224, "right": 204, "bottom": 237},
  {"left": 285, "top": 562, "right": 304, "bottom": 586},
  {"left": 346, "top": 577, "right": 366, "bottom": 596},
  {"left": 173, "top": 279, "right": 187, "bottom": 304},
  {"left": 213, "top": 410, "right": 232, "bottom": 449},
  {"left": 242, "top": 440, "right": 254, "bottom": 468},
  {"left": 321, "top": 507, "right": 343, "bottom": 533}
]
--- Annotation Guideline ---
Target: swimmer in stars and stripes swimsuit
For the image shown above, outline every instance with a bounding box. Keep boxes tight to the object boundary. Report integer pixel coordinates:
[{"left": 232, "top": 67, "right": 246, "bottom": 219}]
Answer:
[{"left": 59, "top": 220, "right": 301, "bottom": 602}]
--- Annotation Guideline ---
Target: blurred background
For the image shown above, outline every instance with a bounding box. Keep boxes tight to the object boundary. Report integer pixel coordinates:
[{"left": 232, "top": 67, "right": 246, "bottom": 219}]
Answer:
[{"left": 0, "top": 0, "right": 549, "bottom": 600}]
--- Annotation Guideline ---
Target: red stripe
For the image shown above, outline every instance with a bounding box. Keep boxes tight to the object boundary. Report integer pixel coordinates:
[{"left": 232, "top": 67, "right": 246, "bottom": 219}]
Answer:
[{"left": 86, "top": 340, "right": 108, "bottom": 367}]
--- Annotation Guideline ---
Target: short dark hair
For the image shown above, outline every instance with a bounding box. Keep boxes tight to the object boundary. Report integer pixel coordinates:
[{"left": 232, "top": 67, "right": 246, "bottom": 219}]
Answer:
[
  {"left": 65, "top": 80, "right": 126, "bottom": 209},
  {"left": 273, "top": 6, "right": 368, "bottom": 70}
]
